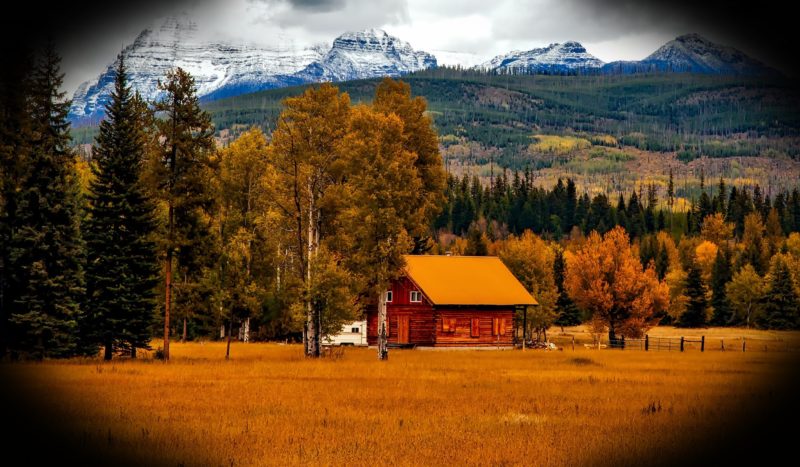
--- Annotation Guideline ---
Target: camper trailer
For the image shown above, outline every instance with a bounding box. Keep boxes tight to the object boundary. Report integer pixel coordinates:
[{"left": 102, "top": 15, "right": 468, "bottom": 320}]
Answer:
[{"left": 323, "top": 320, "right": 368, "bottom": 346}]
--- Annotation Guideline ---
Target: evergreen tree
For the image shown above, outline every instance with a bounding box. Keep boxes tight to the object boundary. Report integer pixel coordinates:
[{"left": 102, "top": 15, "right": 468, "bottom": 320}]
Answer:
[
  {"left": 678, "top": 258, "right": 707, "bottom": 327},
  {"left": 655, "top": 241, "right": 669, "bottom": 280},
  {"left": 709, "top": 249, "right": 733, "bottom": 325},
  {"left": 0, "top": 47, "right": 34, "bottom": 358},
  {"left": 82, "top": 56, "right": 159, "bottom": 360},
  {"left": 7, "top": 43, "right": 85, "bottom": 358},
  {"left": 150, "top": 68, "right": 216, "bottom": 361},
  {"left": 553, "top": 248, "right": 580, "bottom": 327},
  {"left": 466, "top": 223, "right": 488, "bottom": 255},
  {"left": 760, "top": 256, "right": 800, "bottom": 329}
]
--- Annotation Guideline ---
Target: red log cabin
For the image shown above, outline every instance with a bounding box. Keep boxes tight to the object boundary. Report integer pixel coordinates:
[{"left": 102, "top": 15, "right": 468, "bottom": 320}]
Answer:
[{"left": 367, "top": 255, "right": 538, "bottom": 347}]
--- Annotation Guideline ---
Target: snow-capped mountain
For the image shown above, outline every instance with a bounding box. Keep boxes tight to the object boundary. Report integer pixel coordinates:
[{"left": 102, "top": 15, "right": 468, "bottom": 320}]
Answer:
[
  {"left": 638, "top": 34, "right": 774, "bottom": 75},
  {"left": 478, "top": 41, "right": 605, "bottom": 73},
  {"left": 297, "top": 28, "right": 436, "bottom": 82},
  {"left": 70, "top": 20, "right": 436, "bottom": 121}
]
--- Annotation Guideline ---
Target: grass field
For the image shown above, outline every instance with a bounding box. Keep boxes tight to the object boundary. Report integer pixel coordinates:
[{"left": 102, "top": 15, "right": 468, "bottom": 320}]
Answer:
[{"left": 4, "top": 328, "right": 799, "bottom": 466}]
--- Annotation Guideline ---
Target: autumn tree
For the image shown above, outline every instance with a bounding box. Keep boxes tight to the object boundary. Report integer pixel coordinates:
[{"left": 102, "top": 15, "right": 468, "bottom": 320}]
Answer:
[
  {"left": 83, "top": 55, "right": 158, "bottom": 359},
  {"left": 334, "top": 106, "right": 423, "bottom": 360},
  {"left": 215, "top": 127, "right": 273, "bottom": 353},
  {"left": 495, "top": 230, "right": 559, "bottom": 339},
  {"left": 701, "top": 213, "right": 734, "bottom": 246},
  {"left": 726, "top": 265, "right": 765, "bottom": 328},
  {"left": 565, "top": 227, "right": 669, "bottom": 341},
  {"left": 149, "top": 67, "right": 216, "bottom": 361},
  {"left": 268, "top": 84, "right": 351, "bottom": 358},
  {"left": 372, "top": 78, "right": 446, "bottom": 252}
]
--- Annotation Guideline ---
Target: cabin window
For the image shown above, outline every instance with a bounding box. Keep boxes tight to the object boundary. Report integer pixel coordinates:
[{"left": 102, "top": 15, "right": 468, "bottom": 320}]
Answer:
[
  {"left": 471, "top": 318, "right": 480, "bottom": 337},
  {"left": 385, "top": 290, "right": 393, "bottom": 302},
  {"left": 442, "top": 318, "right": 456, "bottom": 333},
  {"left": 410, "top": 291, "right": 422, "bottom": 303},
  {"left": 492, "top": 318, "right": 505, "bottom": 336},
  {"left": 351, "top": 327, "right": 360, "bottom": 333}
]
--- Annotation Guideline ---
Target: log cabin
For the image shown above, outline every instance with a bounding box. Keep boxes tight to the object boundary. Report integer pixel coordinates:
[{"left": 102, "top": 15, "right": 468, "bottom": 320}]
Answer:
[{"left": 366, "top": 255, "right": 537, "bottom": 347}]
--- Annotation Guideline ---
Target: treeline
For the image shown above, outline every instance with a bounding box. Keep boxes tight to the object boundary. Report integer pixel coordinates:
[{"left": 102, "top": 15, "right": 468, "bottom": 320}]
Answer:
[
  {"left": 432, "top": 170, "right": 800, "bottom": 332},
  {"left": 0, "top": 46, "right": 445, "bottom": 360},
  {"left": 436, "top": 170, "right": 800, "bottom": 241}
]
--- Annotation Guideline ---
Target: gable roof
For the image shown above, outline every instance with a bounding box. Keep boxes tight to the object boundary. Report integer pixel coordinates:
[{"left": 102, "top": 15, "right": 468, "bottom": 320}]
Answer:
[{"left": 403, "top": 255, "right": 538, "bottom": 306}]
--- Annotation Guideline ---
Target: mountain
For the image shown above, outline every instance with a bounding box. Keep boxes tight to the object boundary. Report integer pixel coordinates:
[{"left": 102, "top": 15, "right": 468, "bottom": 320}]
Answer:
[
  {"left": 640, "top": 34, "right": 775, "bottom": 74},
  {"left": 478, "top": 41, "right": 605, "bottom": 73},
  {"left": 602, "top": 34, "right": 776, "bottom": 75},
  {"left": 296, "top": 28, "right": 436, "bottom": 82},
  {"left": 69, "top": 19, "right": 436, "bottom": 122}
]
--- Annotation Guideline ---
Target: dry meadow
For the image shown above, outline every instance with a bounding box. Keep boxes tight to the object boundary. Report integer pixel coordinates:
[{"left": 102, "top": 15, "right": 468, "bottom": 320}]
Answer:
[{"left": 5, "top": 327, "right": 799, "bottom": 466}]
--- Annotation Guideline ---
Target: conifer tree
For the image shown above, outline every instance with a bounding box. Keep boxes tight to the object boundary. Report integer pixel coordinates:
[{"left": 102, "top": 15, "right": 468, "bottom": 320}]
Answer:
[
  {"left": 150, "top": 68, "right": 216, "bottom": 361},
  {"left": 8, "top": 43, "right": 85, "bottom": 358},
  {"left": 709, "top": 249, "right": 732, "bottom": 325},
  {"left": 760, "top": 256, "right": 799, "bottom": 329},
  {"left": 553, "top": 248, "right": 580, "bottom": 327},
  {"left": 678, "top": 258, "right": 707, "bottom": 327},
  {"left": 83, "top": 56, "right": 159, "bottom": 359},
  {"left": 0, "top": 47, "right": 34, "bottom": 357}
]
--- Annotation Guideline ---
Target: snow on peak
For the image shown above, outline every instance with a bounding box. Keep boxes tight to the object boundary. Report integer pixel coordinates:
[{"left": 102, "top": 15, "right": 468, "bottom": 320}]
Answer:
[{"left": 479, "top": 41, "right": 605, "bottom": 72}]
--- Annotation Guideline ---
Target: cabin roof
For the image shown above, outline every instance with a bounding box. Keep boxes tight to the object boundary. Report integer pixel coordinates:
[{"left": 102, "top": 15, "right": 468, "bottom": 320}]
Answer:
[{"left": 403, "top": 255, "right": 538, "bottom": 306}]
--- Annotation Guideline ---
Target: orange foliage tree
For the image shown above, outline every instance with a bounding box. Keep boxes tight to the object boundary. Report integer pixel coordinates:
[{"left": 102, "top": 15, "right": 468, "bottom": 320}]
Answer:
[{"left": 565, "top": 226, "right": 669, "bottom": 340}]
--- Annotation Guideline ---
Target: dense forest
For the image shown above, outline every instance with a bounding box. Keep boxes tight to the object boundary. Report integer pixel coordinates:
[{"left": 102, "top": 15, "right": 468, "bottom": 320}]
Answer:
[{"left": 3, "top": 47, "right": 800, "bottom": 362}]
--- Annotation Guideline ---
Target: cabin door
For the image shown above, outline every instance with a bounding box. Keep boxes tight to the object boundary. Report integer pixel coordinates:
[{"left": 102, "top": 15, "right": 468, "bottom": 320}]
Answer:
[{"left": 398, "top": 315, "right": 410, "bottom": 344}]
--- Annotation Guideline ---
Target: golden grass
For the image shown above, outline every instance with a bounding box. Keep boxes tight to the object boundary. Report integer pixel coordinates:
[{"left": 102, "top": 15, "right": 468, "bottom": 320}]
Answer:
[{"left": 5, "top": 333, "right": 798, "bottom": 466}]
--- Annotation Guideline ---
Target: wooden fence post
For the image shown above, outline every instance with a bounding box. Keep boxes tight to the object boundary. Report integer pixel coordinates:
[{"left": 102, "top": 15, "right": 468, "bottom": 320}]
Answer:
[
  {"left": 645, "top": 335, "right": 649, "bottom": 351},
  {"left": 680, "top": 336, "right": 685, "bottom": 352},
  {"left": 571, "top": 335, "right": 575, "bottom": 351},
  {"left": 721, "top": 339, "right": 725, "bottom": 351},
  {"left": 701, "top": 336, "right": 705, "bottom": 352},
  {"left": 742, "top": 337, "right": 746, "bottom": 352}
]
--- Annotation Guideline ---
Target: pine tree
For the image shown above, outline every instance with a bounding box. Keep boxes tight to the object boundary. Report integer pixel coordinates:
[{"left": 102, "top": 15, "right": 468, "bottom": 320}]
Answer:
[
  {"left": 82, "top": 56, "right": 159, "bottom": 360},
  {"left": 553, "top": 248, "right": 580, "bottom": 327},
  {"left": 760, "top": 256, "right": 800, "bottom": 329},
  {"left": 150, "top": 68, "right": 216, "bottom": 361},
  {"left": 8, "top": 43, "right": 85, "bottom": 358},
  {"left": 655, "top": 241, "right": 670, "bottom": 280},
  {"left": 678, "top": 258, "right": 707, "bottom": 328},
  {"left": 709, "top": 249, "right": 732, "bottom": 325}
]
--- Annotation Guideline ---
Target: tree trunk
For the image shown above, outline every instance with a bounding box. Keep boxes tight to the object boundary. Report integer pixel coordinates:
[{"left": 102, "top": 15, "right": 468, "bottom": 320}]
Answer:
[
  {"left": 130, "top": 346, "right": 136, "bottom": 359},
  {"left": 164, "top": 248, "right": 172, "bottom": 361},
  {"left": 377, "top": 291, "right": 389, "bottom": 360},
  {"left": 243, "top": 318, "right": 250, "bottom": 343},
  {"left": 608, "top": 325, "right": 616, "bottom": 344},
  {"left": 305, "top": 189, "right": 319, "bottom": 358},
  {"left": 182, "top": 317, "right": 187, "bottom": 343},
  {"left": 226, "top": 319, "right": 232, "bottom": 360},
  {"left": 103, "top": 338, "right": 113, "bottom": 361}
]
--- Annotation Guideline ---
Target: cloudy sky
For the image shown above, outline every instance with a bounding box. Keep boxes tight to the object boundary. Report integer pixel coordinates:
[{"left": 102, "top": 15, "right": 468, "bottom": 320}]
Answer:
[{"left": 45, "top": 0, "right": 792, "bottom": 93}]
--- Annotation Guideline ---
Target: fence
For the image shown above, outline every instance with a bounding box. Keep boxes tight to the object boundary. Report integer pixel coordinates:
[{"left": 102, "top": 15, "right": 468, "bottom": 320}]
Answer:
[{"left": 608, "top": 335, "right": 705, "bottom": 352}]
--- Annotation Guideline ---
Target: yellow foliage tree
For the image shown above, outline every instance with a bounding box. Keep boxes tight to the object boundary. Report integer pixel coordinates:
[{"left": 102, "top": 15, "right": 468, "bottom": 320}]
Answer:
[
  {"left": 495, "top": 230, "right": 558, "bottom": 339},
  {"left": 700, "top": 213, "right": 734, "bottom": 246},
  {"left": 695, "top": 240, "right": 719, "bottom": 283},
  {"left": 565, "top": 226, "right": 669, "bottom": 340}
]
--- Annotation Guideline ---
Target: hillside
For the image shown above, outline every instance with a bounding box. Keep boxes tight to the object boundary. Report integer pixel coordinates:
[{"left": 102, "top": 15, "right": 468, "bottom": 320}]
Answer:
[{"left": 204, "top": 69, "right": 800, "bottom": 161}]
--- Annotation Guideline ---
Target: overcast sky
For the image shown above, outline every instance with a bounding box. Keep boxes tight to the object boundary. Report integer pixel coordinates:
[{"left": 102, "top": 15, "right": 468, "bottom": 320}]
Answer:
[{"left": 54, "top": 0, "right": 789, "bottom": 93}]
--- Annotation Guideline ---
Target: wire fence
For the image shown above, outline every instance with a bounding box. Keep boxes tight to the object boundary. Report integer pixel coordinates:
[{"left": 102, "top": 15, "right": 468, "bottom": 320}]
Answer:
[{"left": 546, "top": 333, "right": 800, "bottom": 353}]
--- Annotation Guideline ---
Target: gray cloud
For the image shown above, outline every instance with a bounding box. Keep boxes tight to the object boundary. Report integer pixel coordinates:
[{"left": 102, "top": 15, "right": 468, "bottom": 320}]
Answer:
[{"left": 285, "top": 0, "right": 346, "bottom": 11}]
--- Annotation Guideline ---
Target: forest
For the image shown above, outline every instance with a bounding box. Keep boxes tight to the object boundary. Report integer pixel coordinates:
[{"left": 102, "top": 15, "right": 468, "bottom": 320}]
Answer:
[{"left": 2, "top": 46, "right": 800, "bottom": 362}]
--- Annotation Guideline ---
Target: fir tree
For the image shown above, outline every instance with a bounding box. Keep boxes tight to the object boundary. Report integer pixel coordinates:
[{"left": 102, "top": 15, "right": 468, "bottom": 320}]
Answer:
[
  {"left": 8, "top": 43, "right": 85, "bottom": 358},
  {"left": 760, "top": 256, "right": 800, "bottom": 330},
  {"left": 678, "top": 258, "right": 707, "bottom": 328},
  {"left": 709, "top": 249, "right": 733, "bottom": 325},
  {"left": 82, "top": 56, "right": 159, "bottom": 360},
  {"left": 655, "top": 240, "right": 670, "bottom": 280},
  {"left": 553, "top": 248, "right": 581, "bottom": 327}
]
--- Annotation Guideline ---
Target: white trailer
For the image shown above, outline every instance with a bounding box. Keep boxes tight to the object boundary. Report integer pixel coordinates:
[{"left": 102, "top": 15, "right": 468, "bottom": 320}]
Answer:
[{"left": 322, "top": 320, "right": 367, "bottom": 346}]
